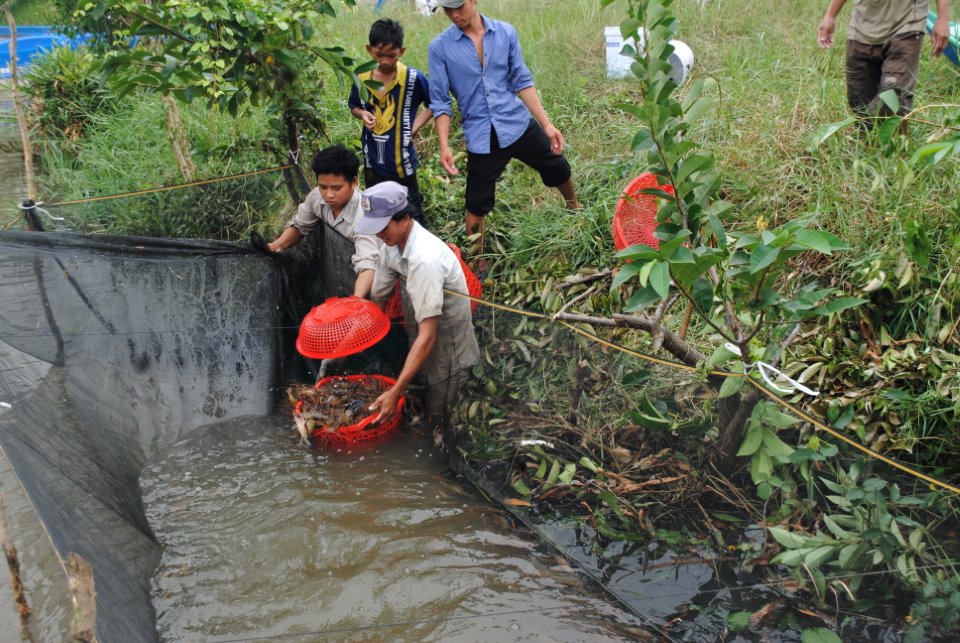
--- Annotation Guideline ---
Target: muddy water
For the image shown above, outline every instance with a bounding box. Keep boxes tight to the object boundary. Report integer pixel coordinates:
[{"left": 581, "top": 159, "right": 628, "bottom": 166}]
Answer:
[{"left": 143, "top": 417, "right": 649, "bottom": 641}]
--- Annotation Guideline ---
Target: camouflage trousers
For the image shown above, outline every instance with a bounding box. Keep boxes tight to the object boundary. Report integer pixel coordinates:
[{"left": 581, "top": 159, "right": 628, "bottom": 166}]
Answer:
[{"left": 845, "top": 31, "right": 924, "bottom": 122}]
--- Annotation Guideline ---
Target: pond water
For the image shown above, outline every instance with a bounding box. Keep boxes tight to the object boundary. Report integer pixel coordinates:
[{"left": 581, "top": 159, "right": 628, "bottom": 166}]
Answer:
[{"left": 142, "top": 417, "right": 651, "bottom": 641}]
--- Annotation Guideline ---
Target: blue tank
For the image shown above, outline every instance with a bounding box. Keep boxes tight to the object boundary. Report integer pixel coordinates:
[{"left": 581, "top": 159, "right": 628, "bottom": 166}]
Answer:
[{"left": 0, "top": 26, "right": 91, "bottom": 78}]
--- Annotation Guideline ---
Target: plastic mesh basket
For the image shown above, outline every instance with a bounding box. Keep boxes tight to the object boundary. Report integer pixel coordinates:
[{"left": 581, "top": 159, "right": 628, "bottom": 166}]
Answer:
[
  {"left": 307, "top": 374, "right": 405, "bottom": 447},
  {"left": 612, "top": 172, "right": 675, "bottom": 251},
  {"left": 296, "top": 296, "right": 390, "bottom": 359},
  {"left": 384, "top": 244, "right": 481, "bottom": 320}
]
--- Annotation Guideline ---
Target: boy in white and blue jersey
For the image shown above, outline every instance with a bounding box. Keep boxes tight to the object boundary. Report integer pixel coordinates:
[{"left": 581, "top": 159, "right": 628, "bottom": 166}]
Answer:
[{"left": 350, "top": 19, "right": 432, "bottom": 225}]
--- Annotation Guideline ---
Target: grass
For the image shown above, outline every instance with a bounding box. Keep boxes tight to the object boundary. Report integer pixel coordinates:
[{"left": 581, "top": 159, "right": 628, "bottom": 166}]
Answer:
[
  {"left": 18, "top": 0, "right": 960, "bottom": 458},
  {"left": 7, "top": 0, "right": 58, "bottom": 25}
]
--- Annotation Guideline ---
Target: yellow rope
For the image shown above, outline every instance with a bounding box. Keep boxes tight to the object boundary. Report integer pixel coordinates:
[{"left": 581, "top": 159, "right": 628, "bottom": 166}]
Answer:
[
  {"left": 45, "top": 165, "right": 294, "bottom": 207},
  {"left": 446, "top": 288, "right": 960, "bottom": 496}
]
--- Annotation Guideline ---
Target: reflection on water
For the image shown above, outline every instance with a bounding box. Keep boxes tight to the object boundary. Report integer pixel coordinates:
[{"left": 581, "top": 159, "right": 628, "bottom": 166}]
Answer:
[{"left": 143, "top": 417, "right": 651, "bottom": 642}]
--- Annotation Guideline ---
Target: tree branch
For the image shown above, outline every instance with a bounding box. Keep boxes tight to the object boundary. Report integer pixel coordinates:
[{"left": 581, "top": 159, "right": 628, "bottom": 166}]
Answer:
[{"left": 553, "top": 311, "right": 708, "bottom": 367}]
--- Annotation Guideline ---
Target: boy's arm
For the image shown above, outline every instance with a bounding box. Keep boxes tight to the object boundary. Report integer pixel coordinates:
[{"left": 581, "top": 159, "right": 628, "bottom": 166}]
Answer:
[
  {"left": 348, "top": 82, "right": 375, "bottom": 130},
  {"left": 352, "top": 106, "right": 376, "bottom": 131},
  {"left": 818, "top": 0, "right": 847, "bottom": 49},
  {"left": 411, "top": 108, "right": 433, "bottom": 138},
  {"left": 267, "top": 226, "right": 302, "bottom": 252}
]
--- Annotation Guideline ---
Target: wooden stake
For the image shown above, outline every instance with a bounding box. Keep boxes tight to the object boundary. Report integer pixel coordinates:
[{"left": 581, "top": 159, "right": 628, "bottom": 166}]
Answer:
[
  {"left": 0, "top": 492, "right": 32, "bottom": 625},
  {"left": 679, "top": 301, "right": 694, "bottom": 341},
  {"left": 66, "top": 553, "right": 97, "bottom": 643},
  {"left": 3, "top": 5, "right": 38, "bottom": 203}
]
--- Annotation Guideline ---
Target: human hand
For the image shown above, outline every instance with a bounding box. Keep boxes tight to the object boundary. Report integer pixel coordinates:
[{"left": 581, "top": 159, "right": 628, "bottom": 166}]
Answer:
[
  {"left": 440, "top": 146, "right": 459, "bottom": 176},
  {"left": 931, "top": 17, "right": 950, "bottom": 57},
  {"left": 543, "top": 124, "right": 564, "bottom": 155},
  {"left": 361, "top": 111, "right": 376, "bottom": 131},
  {"left": 817, "top": 16, "right": 836, "bottom": 49},
  {"left": 266, "top": 240, "right": 283, "bottom": 253},
  {"left": 369, "top": 386, "right": 402, "bottom": 424}
]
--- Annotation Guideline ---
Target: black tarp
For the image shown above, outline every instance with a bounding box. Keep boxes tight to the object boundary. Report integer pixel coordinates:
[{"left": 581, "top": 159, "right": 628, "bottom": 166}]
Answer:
[{"left": 0, "top": 226, "right": 356, "bottom": 641}]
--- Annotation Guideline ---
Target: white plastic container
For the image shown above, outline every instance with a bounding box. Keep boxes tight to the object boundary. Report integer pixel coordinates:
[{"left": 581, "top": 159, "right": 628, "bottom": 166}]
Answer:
[
  {"left": 667, "top": 40, "right": 694, "bottom": 85},
  {"left": 604, "top": 27, "right": 694, "bottom": 85},
  {"left": 416, "top": 0, "right": 435, "bottom": 17},
  {"left": 605, "top": 26, "right": 641, "bottom": 79}
]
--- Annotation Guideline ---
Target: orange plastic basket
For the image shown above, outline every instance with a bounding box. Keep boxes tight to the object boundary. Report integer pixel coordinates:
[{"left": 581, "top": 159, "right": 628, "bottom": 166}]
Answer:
[
  {"left": 612, "top": 172, "right": 675, "bottom": 251},
  {"left": 306, "top": 374, "right": 405, "bottom": 447},
  {"left": 384, "top": 244, "right": 481, "bottom": 320},
  {"left": 296, "top": 297, "right": 390, "bottom": 359}
]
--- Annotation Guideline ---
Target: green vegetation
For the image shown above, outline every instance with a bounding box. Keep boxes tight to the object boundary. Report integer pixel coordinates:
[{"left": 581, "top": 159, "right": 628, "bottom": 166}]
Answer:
[{"left": 9, "top": 0, "right": 960, "bottom": 637}]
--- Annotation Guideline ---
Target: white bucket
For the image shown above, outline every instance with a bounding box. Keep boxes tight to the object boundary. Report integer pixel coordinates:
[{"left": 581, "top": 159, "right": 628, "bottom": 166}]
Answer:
[
  {"left": 604, "top": 27, "right": 694, "bottom": 85},
  {"left": 415, "top": 0, "right": 435, "bottom": 17},
  {"left": 667, "top": 40, "right": 694, "bottom": 85}
]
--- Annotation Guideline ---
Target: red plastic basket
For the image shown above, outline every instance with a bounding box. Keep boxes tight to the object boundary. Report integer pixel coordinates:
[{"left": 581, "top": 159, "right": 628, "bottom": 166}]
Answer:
[
  {"left": 296, "top": 296, "right": 390, "bottom": 359},
  {"left": 384, "top": 244, "right": 481, "bottom": 320},
  {"left": 612, "top": 172, "right": 675, "bottom": 251},
  {"left": 302, "top": 374, "right": 405, "bottom": 447}
]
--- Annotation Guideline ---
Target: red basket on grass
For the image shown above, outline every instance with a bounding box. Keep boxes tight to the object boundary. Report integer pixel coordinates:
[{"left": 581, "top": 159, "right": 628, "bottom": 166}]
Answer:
[
  {"left": 296, "top": 296, "right": 390, "bottom": 359},
  {"left": 384, "top": 243, "right": 481, "bottom": 320},
  {"left": 305, "top": 374, "right": 405, "bottom": 447},
  {"left": 612, "top": 172, "right": 675, "bottom": 251}
]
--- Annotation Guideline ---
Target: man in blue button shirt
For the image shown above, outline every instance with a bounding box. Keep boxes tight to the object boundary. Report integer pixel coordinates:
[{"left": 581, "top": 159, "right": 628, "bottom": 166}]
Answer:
[{"left": 428, "top": 0, "right": 581, "bottom": 265}]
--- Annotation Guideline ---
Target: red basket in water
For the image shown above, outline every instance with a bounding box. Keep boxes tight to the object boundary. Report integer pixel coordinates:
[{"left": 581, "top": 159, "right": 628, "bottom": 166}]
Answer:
[
  {"left": 307, "top": 374, "right": 405, "bottom": 447},
  {"left": 612, "top": 172, "right": 675, "bottom": 251},
  {"left": 384, "top": 243, "right": 481, "bottom": 320},
  {"left": 296, "top": 296, "right": 390, "bottom": 359}
]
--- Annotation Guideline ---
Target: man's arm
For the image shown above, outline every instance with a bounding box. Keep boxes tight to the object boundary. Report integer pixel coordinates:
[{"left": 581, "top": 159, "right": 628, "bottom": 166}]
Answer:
[
  {"left": 518, "top": 86, "right": 564, "bottom": 155},
  {"left": 931, "top": 0, "right": 951, "bottom": 57},
  {"left": 818, "top": 0, "right": 847, "bottom": 49},
  {"left": 353, "top": 269, "right": 375, "bottom": 299},
  {"left": 369, "top": 316, "right": 438, "bottom": 422},
  {"left": 435, "top": 113, "right": 459, "bottom": 175},
  {"left": 427, "top": 42, "right": 458, "bottom": 175}
]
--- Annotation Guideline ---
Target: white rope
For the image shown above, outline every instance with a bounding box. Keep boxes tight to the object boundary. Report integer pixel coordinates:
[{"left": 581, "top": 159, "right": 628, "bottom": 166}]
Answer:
[
  {"left": 723, "top": 342, "right": 819, "bottom": 397},
  {"left": 18, "top": 201, "right": 64, "bottom": 221}
]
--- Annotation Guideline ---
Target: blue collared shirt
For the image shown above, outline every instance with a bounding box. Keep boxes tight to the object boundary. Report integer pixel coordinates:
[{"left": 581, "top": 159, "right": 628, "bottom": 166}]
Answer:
[{"left": 428, "top": 16, "right": 535, "bottom": 154}]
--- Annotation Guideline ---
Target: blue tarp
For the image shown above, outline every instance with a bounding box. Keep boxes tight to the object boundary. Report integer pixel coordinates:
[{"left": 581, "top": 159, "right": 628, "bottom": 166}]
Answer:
[{"left": 0, "top": 26, "right": 91, "bottom": 78}]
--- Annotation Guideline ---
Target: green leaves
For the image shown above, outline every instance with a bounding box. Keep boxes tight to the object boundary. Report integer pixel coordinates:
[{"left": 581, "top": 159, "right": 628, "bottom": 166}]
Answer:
[{"left": 809, "top": 116, "right": 857, "bottom": 151}]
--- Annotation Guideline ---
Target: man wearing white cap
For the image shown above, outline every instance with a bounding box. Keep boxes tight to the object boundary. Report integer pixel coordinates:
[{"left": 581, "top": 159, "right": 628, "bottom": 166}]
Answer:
[
  {"left": 356, "top": 181, "right": 480, "bottom": 426},
  {"left": 428, "top": 0, "right": 580, "bottom": 269}
]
